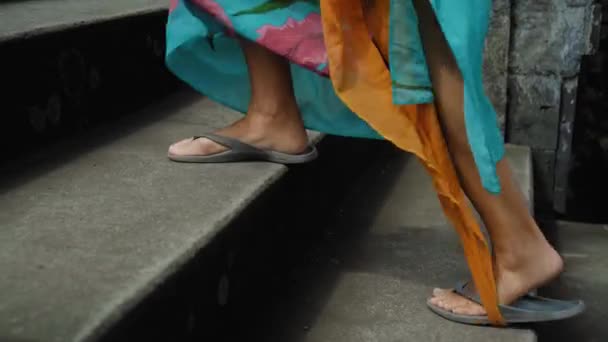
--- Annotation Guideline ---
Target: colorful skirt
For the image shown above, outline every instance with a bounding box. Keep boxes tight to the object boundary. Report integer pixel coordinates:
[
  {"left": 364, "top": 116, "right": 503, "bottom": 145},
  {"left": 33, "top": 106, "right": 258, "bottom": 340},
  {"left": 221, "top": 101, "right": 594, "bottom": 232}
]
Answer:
[{"left": 166, "top": 0, "right": 506, "bottom": 324}]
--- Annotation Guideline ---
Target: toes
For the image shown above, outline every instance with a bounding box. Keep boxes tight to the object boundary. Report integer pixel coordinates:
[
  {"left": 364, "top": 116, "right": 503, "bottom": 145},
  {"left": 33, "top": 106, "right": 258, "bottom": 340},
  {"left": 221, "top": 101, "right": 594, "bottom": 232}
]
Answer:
[
  {"left": 168, "top": 138, "right": 195, "bottom": 154},
  {"left": 451, "top": 303, "right": 486, "bottom": 316},
  {"left": 168, "top": 137, "right": 225, "bottom": 156},
  {"left": 429, "top": 297, "right": 442, "bottom": 307},
  {"left": 429, "top": 289, "right": 487, "bottom": 316},
  {"left": 442, "top": 291, "right": 471, "bottom": 307},
  {"left": 174, "top": 137, "right": 196, "bottom": 147},
  {"left": 432, "top": 288, "right": 451, "bottom": 298},
  {"left": 168, "top": 142, "right": 180, "bottom": 155},
  {"left": 430, "top": 298, "right": 454, "bottom": 311},
  {"left": 435, "top": 299, "right": 448, "bottom": 310},
  {"left": 429, "top": 297, "right": 444, "bottom": 309}
]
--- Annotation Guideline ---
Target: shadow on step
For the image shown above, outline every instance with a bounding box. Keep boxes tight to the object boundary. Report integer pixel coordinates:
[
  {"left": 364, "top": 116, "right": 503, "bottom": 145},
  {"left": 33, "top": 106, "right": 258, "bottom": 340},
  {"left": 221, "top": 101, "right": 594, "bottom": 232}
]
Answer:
[
  {"left": 0, "top": 90, "right": 197, "bottom": 194},
  {"left": 98, "top": 142, "right": 533, "bottom": 341},
  {"left": 0, "top": 11, "right": 178, "bottom": 176},
  {"left": 535, "top": 220, "right": 608, "bottom": 342},
  {"left": 96, "top": 137, "right": 394, "bottom": 342}
]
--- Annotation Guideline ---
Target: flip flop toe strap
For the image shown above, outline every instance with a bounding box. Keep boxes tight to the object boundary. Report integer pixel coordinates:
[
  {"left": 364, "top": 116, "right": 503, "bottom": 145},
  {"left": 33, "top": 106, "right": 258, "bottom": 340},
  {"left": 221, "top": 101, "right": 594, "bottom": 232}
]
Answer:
[
  {"left": 194, "top": 133, "right": 263, "bottom": 154},
  {"left": 453, "top": 281, "right": 542, "bottom": 321},
  {"left": 453, "top": 281, "right": 483, "bottom": 305}
]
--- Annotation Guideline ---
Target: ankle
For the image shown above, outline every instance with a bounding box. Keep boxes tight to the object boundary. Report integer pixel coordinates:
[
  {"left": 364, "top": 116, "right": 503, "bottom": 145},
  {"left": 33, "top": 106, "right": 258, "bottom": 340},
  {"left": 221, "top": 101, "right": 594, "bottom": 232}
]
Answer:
[
  {"left": 248, "top": 100, "right": 299, "bottom": 119},
  {"left": 220, "top": 112, "right": 308, "bottom": 154},
  {"left": 245, "top": 106, "right": 306, "bottom": 135},
  {"left": 494, "top": 240, "right": 562, "bottom": 273},
  {"left": 494, "top": 250, "right": 530, "bottom": 272}
]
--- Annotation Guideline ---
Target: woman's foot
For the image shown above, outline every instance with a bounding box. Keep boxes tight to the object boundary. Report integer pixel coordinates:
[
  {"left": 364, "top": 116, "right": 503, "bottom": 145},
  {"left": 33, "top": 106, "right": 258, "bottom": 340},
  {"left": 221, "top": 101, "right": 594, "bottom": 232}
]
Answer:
[
  {"left": 168, "top": 108, "right": 310, "bottom": 158},
  {"left": 429, "top": 238, "right": 564, "bottom": 316}
]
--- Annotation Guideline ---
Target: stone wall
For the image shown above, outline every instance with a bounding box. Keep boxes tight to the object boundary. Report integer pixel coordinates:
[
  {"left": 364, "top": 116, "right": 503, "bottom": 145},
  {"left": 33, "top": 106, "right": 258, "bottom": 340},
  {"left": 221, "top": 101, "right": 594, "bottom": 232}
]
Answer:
[
  {"left": 483, "top": 0, "right": 601, "bottom": 212},
  {"left": 484, "top": 0, "right": 512, "bottom": 130},
  {"left": 568, "top": 0, "right": 608, "bottom": 221}
]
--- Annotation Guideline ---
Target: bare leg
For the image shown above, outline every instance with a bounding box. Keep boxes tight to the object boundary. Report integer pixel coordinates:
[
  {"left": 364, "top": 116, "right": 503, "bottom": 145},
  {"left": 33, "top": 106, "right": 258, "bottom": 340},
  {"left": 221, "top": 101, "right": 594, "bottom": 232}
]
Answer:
[
  {"left": 411, "top": 0, "right": 563, "bottom": 315},
  {"left": 169, "top": 39, "right": 309, "bottom": 157}
]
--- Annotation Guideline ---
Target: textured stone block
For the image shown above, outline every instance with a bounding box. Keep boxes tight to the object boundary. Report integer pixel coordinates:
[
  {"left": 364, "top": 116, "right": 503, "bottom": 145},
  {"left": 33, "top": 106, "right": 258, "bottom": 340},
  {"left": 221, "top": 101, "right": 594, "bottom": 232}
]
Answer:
[
  {"left": 554, "top": 77, "right": 579, "bottom": 213},
  {"left": 507, "top": 74, "right": 561, "bottom": 149},
  {"left": 484, "top": 0, "right": 511, "bottom": 131},
  {"left": 509, "top": 0, "right": 594, "bottom": 77},
  {"left": 532, "top": 148, "right": 556, "bottom": 210}
]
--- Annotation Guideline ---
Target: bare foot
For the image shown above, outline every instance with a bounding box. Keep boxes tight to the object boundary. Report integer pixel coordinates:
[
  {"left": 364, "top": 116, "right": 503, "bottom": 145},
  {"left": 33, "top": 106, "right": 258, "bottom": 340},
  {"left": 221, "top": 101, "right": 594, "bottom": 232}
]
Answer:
[
  {"left": 168, "top": 109, "right": 310, "bottom": 157},
  {"left": 429, "top": 239, "right": 564, "bottom": 316}
]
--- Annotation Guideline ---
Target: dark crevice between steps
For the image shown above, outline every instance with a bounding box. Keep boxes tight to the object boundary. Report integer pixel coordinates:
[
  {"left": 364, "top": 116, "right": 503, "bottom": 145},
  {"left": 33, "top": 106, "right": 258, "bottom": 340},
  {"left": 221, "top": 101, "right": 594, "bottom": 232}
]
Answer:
[
  {"left": 237, "top": 146, "right": 437, "bottom": 342},
  {"left": 0, "top": 90, "right": 198, "bottom": 193},
  {"left": 233, "top": 144, "right": 409, "bottom": 342},
  {"left": 565, "top": 2, "right": 608, "bottom": 223},
  {"left": 1, "top": 11, "right": 178, "bottom": 166},
  {"left": 96, "top": 137, "right": 390, "bottom": 342}
]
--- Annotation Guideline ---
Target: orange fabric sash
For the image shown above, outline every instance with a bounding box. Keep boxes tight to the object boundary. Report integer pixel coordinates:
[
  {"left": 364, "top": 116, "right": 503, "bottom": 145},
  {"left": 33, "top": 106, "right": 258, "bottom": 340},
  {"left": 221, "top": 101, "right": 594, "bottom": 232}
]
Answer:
[{"left": 320, "top": 0, "right": 504, "bottom": 325}]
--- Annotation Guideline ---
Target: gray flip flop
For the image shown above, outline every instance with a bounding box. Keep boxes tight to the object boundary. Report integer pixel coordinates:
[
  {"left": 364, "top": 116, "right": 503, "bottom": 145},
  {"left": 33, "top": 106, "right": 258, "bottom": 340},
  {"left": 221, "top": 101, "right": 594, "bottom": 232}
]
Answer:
[
  {"left": 427, "top": 280, "right": 585, "bottom": 325},
  {"left": 168, "top": 133, "right": 318, "bottom": 164}
]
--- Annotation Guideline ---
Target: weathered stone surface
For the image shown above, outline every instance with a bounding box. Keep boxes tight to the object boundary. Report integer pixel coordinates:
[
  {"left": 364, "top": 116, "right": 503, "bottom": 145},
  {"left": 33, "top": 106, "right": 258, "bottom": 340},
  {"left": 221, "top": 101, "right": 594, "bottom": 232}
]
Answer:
[
  {"left": 483, "top": 0, "right": 511, "bottom": 131},
  {"left": 585, "top": 4, "right": 604, "bottom": 55},
  {"left": 508, "top": 74, "right": 562, "bottom": 149},
  {"left": 509, "top": 0, "right": 595, "bottom": 77},
  {"left": 0, "top": 0, "right": 167, "bottom": 43},
  {"left": 566, "top": 1, "right": 608, "bottom": 219},
  {"left": 0, "top": 90, "right": 321, "bottom": 342},
  {"left": 554, "top": 77, "right": 579, "bottom": 213},
  {"left": 256, "top": 145, "right": 535, "bottom": 342},
  {"left": 532, "top": 148, "right": 557, "bottom": 210},
  {"left": 505, "top": 0, "right": 599, "bottom": 208}
]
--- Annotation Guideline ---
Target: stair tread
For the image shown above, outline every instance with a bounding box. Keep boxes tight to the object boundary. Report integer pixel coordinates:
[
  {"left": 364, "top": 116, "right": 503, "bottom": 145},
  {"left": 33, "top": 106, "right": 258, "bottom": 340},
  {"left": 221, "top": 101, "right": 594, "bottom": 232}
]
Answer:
[
  {"left": 0, "top": 0, "right": 166, "bottom": 44},
  {"left": 0, "top": 89, "right": 320, "bottom": 342},
  {"left": 261, "top": 145, "right": 535, "bottom": 342},
  {"left": 535, "top": 221, "right": 608, "bottom": 341}
]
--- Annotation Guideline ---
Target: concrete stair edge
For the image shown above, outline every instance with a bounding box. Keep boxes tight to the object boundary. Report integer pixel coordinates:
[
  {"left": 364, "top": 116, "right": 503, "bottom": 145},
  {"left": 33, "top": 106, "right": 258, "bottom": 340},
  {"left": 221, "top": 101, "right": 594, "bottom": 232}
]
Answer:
[
  {"left": 265, "top": 144, "right": 538, "bottom": 342},
  {"left": 0, "top": 90, "right": 322, "bottom": 342},
  {"left": 0, "top": 0, "right": 167, "bottom": 44}
]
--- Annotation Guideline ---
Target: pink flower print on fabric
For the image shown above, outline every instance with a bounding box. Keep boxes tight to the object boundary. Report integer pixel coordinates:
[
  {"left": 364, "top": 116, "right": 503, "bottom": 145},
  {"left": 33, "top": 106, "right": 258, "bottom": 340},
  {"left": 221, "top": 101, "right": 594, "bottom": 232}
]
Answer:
[
  {"left": 256, "top": 13, "right": 328, "bottom": 74},
  {"left": 169, "top": 0, "right": 179, "bottom": 12}
]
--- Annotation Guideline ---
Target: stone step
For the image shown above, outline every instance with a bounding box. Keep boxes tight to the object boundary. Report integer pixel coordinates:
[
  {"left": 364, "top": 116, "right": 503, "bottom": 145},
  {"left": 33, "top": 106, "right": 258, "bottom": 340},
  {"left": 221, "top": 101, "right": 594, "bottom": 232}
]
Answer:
[
  {"left": 0, "top": 0, "right": 166, "bottom": 44},
  {"left": 0, "top": 0, "right": 176, "bottom": 161},
  {"left": 0, "top": 84, "right": 538, "bottom": 341},
  {"left": 0, "top": 89, "right": 332, "bottom": 342},
  {"left": 250, "top": 144, "right": 536, "bottom": 342},
  {"left": 535, "top": 221, "right": 608, "bottom": 341}
]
